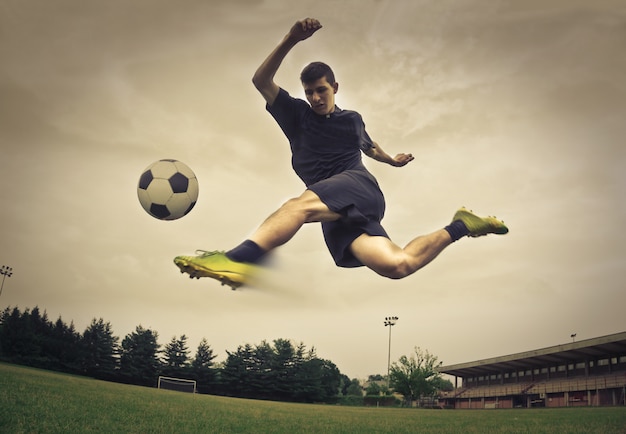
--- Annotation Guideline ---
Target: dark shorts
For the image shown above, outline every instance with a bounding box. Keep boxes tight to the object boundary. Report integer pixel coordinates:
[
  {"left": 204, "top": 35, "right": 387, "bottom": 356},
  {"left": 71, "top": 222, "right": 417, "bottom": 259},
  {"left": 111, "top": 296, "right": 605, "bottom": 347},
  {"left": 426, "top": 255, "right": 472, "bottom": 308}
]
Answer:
[{"left": 308, "top": 169, "right": 389, "bottom": 268}]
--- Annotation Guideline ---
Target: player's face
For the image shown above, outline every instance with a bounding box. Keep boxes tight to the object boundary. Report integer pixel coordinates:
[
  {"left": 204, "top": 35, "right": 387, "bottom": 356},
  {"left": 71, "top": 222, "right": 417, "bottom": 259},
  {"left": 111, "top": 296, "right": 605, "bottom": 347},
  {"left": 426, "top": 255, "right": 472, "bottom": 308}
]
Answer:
[{"left": 303, "top": 77, "right": 338, "bottom": 116}]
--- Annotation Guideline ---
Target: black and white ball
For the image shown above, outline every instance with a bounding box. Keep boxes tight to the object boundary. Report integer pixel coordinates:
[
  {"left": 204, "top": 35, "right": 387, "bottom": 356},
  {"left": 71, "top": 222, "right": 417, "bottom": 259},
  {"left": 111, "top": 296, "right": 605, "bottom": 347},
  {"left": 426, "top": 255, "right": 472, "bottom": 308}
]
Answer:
[{"left": 137, "top": 159, "right": 199, "bottom": 220}]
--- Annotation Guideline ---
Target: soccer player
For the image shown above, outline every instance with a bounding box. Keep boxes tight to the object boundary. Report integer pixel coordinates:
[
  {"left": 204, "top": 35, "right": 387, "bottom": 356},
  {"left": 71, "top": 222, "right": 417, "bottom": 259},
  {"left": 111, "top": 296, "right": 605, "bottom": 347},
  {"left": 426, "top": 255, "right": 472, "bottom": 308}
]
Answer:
[{"left": 174, "top": 18, "right": 508, "bottom": 289}]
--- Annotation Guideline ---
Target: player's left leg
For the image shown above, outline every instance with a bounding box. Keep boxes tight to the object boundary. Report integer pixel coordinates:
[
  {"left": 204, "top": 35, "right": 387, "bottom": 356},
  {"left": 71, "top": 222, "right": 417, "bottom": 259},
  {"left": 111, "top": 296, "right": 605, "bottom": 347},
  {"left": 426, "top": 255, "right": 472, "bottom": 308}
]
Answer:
[
  {"left": 350, "top": 230, "right": 453, "bottom": 279},
  {"left": 350, "top": 207, "right": 509, "bottom": 279}
]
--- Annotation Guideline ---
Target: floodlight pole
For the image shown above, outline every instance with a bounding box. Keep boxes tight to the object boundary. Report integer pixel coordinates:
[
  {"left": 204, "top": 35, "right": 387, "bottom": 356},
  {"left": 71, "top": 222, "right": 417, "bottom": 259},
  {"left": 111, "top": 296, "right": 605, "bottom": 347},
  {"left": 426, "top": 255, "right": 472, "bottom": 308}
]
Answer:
[
  {"left": 0, "top": 265, "right": 13, "bottom": 300},
  {"left": 384, "top": 316, "right": 398, "bottom": 387}
]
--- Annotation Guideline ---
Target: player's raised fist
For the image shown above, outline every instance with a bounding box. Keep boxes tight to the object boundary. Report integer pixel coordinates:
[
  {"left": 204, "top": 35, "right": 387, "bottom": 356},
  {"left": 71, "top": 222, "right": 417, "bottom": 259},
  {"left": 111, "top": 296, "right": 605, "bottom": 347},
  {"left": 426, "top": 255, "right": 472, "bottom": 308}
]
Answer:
[{"left": 289, "top": 18, "right": 322, "bottom": 41}]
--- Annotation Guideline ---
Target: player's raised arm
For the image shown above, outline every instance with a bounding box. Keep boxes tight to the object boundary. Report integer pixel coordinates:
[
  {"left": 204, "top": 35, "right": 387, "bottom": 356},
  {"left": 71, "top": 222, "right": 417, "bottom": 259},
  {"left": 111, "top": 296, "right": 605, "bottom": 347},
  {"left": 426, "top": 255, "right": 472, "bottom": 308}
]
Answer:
[
  {"left": 252, "top": 18, "right": 323, "bottom": 106},
  {"left": 364, "top": 141, "right": 414, "bottom": 167}
]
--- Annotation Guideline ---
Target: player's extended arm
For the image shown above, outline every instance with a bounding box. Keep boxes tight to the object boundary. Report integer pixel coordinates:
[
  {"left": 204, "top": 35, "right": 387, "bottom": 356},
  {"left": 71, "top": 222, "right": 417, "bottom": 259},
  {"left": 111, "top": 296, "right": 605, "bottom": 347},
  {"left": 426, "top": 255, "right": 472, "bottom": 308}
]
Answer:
[
  {"left": 252, "top": 18, "right": 323, "bottom": 106},
  {"left": 364, "top": 142, "right": 414, "bottom": 167}
]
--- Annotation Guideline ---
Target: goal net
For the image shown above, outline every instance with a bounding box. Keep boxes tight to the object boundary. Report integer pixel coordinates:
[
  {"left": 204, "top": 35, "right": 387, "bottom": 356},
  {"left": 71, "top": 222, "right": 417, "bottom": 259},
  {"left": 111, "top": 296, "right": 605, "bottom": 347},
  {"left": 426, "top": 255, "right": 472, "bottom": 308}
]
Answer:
[{"left": 157, "top": 376, "right": 197, "bottom": 394}]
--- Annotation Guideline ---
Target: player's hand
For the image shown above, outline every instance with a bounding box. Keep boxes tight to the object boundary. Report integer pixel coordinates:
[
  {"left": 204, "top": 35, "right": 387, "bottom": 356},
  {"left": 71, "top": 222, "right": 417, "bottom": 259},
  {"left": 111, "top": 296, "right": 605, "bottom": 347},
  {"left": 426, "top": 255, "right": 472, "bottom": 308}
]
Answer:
[
  {"left": 288, "top": 18, "right": 322, "bottom": 42},
  {"left": 391, "top": 153, "right": 414, "bottom": 167}
]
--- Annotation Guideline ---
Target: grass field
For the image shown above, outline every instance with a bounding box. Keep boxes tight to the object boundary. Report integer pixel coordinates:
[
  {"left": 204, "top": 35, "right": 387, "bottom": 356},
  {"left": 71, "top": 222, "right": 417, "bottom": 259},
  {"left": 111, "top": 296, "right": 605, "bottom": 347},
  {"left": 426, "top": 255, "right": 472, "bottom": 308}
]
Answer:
[{"left": 1, "top": 363, "right": 625, "bottom": 433}]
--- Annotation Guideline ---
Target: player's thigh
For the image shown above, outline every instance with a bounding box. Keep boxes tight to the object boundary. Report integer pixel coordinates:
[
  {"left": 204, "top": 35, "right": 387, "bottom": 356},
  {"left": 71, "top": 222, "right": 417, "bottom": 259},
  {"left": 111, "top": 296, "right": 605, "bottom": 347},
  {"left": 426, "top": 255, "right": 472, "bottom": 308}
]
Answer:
[
  {"left": 350, "top": 234, "right": 406, "bottom": 278},
  {"left": 294, "top": 189, "right": 342, "bottom": 222}
]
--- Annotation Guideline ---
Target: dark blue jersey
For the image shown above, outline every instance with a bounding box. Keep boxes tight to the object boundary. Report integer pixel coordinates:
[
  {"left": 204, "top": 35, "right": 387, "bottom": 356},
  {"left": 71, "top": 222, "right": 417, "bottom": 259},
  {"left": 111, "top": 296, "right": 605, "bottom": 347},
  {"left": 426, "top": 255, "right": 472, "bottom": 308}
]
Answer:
[
  {"left": 266, "top": 88, "right": 389, "bottom": 268},
  {"left": 267, "top": 88, "right": 374, "bottom": 186}
]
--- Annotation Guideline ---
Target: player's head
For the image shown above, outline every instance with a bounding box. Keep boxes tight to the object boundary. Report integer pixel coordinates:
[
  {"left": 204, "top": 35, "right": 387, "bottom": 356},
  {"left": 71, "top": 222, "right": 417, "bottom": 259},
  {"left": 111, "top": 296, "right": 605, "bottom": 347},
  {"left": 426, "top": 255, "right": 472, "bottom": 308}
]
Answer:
[
  {"left": 300, "top": 61, "right": 339, "bottom": 116},
  {"left": 301, "top": 61, "right": 335, "bottom": 85}
]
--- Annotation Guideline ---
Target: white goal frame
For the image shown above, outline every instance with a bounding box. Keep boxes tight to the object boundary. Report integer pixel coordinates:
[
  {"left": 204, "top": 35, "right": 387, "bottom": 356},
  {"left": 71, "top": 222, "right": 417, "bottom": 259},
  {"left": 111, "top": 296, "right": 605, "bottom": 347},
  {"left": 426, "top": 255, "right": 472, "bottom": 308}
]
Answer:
[{"left": 157, "top": 376, "right": 197, "bottom": 394}]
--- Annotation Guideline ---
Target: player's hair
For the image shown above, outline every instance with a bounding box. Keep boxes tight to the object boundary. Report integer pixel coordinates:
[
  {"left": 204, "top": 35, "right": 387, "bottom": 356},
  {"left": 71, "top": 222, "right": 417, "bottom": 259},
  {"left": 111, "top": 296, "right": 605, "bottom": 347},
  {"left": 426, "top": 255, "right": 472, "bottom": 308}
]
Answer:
[{"left": 300, "top": 62, "right": 336, "bottom": 85}]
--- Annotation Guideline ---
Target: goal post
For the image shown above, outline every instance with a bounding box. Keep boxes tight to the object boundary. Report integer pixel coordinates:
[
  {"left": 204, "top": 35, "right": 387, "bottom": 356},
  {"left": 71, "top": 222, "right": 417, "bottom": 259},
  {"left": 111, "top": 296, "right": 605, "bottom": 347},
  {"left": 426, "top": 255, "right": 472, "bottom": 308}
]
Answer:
[{"left": 157, "top": 376, "right": 197, "bottom": 394}]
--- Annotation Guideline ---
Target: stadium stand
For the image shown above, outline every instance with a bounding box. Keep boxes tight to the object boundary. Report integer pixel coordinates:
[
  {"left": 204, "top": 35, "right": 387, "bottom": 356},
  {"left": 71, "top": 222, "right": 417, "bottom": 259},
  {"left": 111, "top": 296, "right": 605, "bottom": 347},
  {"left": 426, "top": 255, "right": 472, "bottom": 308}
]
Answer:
[{"left": 438, "top": 331, "right": 626, "bottom": 409}]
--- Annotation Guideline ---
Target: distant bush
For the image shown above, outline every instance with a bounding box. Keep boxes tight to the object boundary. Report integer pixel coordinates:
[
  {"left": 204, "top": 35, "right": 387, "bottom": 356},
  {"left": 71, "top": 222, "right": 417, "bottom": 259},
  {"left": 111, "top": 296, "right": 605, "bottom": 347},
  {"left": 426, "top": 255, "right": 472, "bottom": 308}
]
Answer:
[
  {"left": 336, "top": 395, "right": 364, "bottom": 406},
  {"left": 364, "top": 395, "right": 400, "bottom": 407}
]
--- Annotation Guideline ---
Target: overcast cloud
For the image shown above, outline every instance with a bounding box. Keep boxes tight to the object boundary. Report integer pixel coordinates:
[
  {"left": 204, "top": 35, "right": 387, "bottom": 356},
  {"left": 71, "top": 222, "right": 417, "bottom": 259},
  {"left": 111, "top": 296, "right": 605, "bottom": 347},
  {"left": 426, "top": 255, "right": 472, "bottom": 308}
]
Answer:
[{"left": 1, "top": 0, "right": 625, "bottom": 379}]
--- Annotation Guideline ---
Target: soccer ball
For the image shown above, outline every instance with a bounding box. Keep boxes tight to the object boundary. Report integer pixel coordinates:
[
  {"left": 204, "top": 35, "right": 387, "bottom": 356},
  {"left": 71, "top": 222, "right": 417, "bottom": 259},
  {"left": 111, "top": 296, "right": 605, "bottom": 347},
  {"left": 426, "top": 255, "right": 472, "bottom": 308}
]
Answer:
[{"left": 137, "top": 159, "right": 199, "bottom": 220}]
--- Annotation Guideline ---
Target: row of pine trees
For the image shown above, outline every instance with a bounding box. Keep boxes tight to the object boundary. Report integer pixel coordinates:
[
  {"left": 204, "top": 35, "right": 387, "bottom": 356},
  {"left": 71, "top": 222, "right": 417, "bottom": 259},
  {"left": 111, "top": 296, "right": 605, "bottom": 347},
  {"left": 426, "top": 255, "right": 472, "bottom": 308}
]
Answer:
[{"left": 0, "top": 306, "right": 348, "bottom": 403}]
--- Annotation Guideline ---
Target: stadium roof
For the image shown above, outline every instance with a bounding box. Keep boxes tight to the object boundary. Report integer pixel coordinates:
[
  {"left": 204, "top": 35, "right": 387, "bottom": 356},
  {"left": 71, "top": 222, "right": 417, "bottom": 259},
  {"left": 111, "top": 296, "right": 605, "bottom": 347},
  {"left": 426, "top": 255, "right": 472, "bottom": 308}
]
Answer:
[{"left": 439, "top": 331, "right": 626, "bottom": 378}]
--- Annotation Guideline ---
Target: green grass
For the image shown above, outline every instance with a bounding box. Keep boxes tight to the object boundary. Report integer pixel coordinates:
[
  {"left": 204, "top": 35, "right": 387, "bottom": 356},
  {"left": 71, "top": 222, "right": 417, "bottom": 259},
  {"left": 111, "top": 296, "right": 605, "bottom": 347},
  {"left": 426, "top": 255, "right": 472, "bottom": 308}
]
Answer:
[{"left": 1, "top": 363, "right": 625, "bottom": 433}]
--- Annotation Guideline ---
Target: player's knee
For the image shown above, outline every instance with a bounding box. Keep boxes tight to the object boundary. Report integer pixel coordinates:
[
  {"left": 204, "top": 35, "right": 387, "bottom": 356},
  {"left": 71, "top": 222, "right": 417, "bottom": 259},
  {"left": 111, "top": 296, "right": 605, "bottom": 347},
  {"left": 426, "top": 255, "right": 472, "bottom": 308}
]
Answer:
[
  {"left": 387, "top": 265, "right": 411, "bottom": 280},
  {"left": 377, "top": 257, "right": 412, "bottom": 280}
]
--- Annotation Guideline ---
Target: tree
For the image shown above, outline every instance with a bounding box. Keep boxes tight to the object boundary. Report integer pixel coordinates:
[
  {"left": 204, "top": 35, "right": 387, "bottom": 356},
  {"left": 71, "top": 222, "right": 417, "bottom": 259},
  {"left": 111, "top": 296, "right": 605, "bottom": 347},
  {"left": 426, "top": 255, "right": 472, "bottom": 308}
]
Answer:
[
  {"left": 192, "top": 338, "right": 216, "bottom": 370},
  {"left": 0, "top": 307, "right": 9, "bottom": 355},
  {"left": 365, "top": 381, "right": 383, "bottom": 396},
  {"left": 49, "top": 316, "right": 81, "bottom": 373},
  {"left": 221, "top": 343, "right": 256, "bottom": 398},
  {"left": 368, "top": 374, "right": 384, "bottom": 382},
  {"left": 4, "top": 307, "right": 39, "bottom": 360},
  {"left": 82, "top": 318, "right": 119, "bottom": 379},
  {"left": 345, "top": 378, "right": 363, "bottom": 396},
  {"left": 119, "top": 325, "right": 160, "bottom": 386},
  {"left": 269, "top": 338, "right": 298, "bottom": 401},
  {"left": 338, "top": 374, "right": 352, "bottom": 396},
  {"left": 389, "top": 347, "right": 442, "bottom": 405},
  {"left": 314, "top": 358, "right": 342, "bottom": 402},
  {"left": 431, "top": 376, "right": 454, "bottom": 392},
  {"left": 162, "top": 335, "right": 190, "bottom": 378},
  {"left": 191, "top": 338, "right": 217, "bottom": 394},
  {"left": 220, "top": 339, "right": 343, "bottom": 403},
  {"left": 0, "top": 306, "right": 81, "bottom": 373}
]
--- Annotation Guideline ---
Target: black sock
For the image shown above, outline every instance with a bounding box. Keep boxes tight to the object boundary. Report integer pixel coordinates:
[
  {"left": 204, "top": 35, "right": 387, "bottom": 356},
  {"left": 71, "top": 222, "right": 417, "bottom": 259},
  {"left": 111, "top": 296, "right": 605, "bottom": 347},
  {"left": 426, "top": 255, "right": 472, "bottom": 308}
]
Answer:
[
  {"left": 444, "top": 220, "right": 469, "bottom": 242},
  {"left": 226, "top": 240, "right": 266, "bottom": 264}
]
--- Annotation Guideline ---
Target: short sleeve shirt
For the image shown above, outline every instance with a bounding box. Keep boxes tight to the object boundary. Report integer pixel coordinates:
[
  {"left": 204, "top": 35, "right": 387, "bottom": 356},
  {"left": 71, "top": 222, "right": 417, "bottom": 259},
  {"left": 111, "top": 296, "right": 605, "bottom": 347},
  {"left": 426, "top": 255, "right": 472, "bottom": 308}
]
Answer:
[
  {"left": 265, "top": 88, "right": 389, "bottom": 268},
  {"left": 267, "top": 88, "right": 374, "bottom": 187}
]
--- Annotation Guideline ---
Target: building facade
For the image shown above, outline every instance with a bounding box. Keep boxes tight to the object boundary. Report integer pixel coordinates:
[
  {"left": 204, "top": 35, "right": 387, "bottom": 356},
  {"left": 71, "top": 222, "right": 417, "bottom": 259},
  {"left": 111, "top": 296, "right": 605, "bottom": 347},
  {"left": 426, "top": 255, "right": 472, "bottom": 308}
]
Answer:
[{"left": 438, "top": 331, "right": 626, "bottom": 409}]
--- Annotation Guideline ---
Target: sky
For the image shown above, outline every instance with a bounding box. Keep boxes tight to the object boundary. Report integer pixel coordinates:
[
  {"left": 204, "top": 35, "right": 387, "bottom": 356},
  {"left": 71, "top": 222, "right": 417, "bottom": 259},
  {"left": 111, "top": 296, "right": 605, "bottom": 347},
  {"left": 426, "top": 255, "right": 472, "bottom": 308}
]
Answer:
[{"left": 1, "top": 0, "right": 625, "bottom": 381}]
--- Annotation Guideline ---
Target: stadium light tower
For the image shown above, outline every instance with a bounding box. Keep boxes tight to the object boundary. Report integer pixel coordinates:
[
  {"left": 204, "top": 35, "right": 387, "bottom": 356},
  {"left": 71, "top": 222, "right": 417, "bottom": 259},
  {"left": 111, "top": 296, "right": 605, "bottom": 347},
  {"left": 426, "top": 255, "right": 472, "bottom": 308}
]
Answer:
[
  {"left": 384, "top": 316, "right": 399, "bottom": 387},
  {"left": 0, "top": 265, "right": 13, "bottom": 299}
]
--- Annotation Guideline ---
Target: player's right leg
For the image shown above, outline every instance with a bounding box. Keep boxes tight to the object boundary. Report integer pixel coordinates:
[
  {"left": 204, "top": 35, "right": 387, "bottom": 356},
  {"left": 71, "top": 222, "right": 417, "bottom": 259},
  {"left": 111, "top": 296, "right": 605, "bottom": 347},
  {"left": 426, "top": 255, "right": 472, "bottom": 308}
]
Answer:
[
  {"left": 174, "top": 189, "right": 340, "bottom": 287},
  {"left": 247, "top": 189, "right": 341, "bottom": 252},
  {"left": 173, "top": 250, "right": 259, "bottom": 290}
]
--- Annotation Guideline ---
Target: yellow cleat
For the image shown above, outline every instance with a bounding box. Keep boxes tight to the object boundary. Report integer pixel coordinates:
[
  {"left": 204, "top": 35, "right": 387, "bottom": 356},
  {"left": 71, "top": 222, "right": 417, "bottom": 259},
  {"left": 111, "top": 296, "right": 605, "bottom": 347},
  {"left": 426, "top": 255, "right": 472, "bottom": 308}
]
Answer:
[
  {"left": 174, "top": 250, "right": 259, "bottom": 290},
  {"left": 453, "top": 207, "right": 509, "bottom": 237}
]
